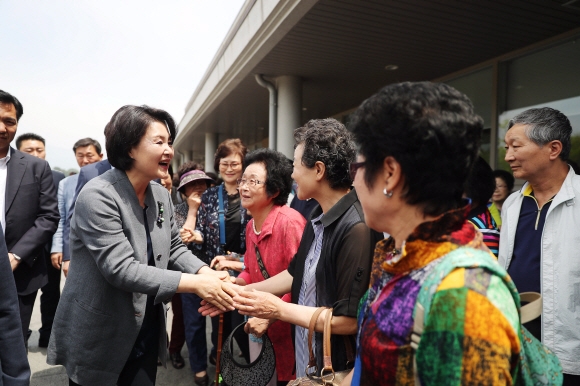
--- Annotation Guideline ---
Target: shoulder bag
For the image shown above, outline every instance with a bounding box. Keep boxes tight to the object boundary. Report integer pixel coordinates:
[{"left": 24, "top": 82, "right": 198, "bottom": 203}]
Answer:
[{"left": 287, "top": 307, "right": 354, "bottom": 386}]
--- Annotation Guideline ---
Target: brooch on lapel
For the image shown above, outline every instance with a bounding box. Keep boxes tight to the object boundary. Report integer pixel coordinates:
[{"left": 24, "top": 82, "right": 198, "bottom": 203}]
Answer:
[{"left": 156, "top": 201, "right": 165, "bottom": 226}]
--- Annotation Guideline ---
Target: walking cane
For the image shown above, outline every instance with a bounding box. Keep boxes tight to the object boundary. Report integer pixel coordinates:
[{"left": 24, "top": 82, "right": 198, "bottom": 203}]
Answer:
[{"left": 215, "top": 313, "right": 224, "bottom": 385}]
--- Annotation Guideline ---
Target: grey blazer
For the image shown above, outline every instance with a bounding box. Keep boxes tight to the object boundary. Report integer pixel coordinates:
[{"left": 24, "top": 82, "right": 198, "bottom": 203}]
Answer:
[{"left": 47, "top": 168, "right": 206, "bottom": 386}]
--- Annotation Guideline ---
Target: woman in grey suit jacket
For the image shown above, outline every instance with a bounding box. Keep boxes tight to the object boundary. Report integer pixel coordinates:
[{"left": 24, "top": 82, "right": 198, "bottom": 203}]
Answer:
[{"left": 47, "top": 105, "right": 237, "bottom": 386}]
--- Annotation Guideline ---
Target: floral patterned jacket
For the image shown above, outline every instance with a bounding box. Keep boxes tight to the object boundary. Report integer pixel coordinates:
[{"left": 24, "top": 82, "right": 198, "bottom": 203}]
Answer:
[{"left": 193, "top": 184, "right": 248, "bottom": 264}]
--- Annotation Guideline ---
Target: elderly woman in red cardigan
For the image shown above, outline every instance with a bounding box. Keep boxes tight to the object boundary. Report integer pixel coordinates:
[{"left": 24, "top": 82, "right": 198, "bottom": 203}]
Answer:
[{"left": 211, "top": 148, "right": 306, "bottom": 386}]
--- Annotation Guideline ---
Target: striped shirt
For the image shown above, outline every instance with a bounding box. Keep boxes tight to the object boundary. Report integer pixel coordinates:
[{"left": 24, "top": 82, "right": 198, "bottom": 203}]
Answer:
[
  {"left": 295, "top": 212, "right": 324, "bottom": 377},
  {"left": 468, "top": 205, "right": 500, "bottom": 257}
]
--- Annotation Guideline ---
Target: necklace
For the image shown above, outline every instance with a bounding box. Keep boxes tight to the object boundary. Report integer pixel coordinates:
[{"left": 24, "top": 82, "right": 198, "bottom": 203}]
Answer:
[
  {"left": 385, "top": 241, "right": 406, "bottom": 266},
  {"left": 252, "top": 220, "right": 261, "bottom": 235}
]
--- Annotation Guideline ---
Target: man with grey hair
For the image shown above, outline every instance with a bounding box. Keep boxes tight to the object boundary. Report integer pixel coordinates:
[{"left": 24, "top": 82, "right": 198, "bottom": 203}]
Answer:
[{"left": 498, "top": 107, "right": 580, "bottom": 384}]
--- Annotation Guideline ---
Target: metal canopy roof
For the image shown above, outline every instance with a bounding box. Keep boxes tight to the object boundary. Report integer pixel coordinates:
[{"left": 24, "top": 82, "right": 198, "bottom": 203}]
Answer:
[{"left": 176, "top": 0, "right": 580, "bottom": 158}]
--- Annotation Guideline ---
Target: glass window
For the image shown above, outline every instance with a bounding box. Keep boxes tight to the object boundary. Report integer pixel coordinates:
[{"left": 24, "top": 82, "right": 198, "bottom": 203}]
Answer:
[
  {"left": 497, "top": 37, "right": 580, "bottom": 171},
  {"left": 446, "top": 67, "right": 493, "bottom": 162}
]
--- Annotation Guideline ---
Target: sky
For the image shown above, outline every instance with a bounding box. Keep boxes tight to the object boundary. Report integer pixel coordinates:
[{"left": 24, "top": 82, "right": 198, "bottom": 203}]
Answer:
[{"left": 1, "top": 0, "right": 245, "bottom": 171}]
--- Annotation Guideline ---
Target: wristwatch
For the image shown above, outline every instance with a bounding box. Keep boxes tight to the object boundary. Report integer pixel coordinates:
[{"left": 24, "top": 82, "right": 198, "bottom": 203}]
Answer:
[{"left": 11, "top": 253, "right": 21, "bottom": 261}]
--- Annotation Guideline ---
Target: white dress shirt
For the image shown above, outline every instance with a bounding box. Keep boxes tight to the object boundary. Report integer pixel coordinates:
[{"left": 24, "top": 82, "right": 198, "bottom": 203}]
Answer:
[{"left": 0, "top": 149, "right": 12, "bottom": 235}]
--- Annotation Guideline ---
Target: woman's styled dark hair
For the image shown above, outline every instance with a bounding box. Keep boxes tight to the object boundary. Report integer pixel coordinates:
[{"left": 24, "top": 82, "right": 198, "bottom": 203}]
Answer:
[
  {"left": 105, "top": 105, "right": 176, "bottom": 171},
  {"left": 213, "top": 138, "right": 247, "bottom": 173},
  {"left": 294, "top": 118, "right": 356, "bottom": 190},
  {"left": 465, "top": 157, "right": 495, "bottom": 208},
  {"left": 244, "top": 148, "right": 293, "bottom": 206},
  {"left": 493, "top": 169, "right": 515, "bottom": 192},
  {"left": 349, "top": 81, "right": 483, "bottom": 217}
]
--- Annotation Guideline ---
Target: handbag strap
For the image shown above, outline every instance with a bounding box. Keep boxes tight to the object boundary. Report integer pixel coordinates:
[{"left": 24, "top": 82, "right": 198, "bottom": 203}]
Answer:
[
  {"left": 322, "top": 308, "right": 334, "bottom": 373},
  {"left": 218, "top": 185, "right": 226, "bottom": 248},
  {"left": 255, "top": 245, "right": 270, "bottom": 280},
  {"left": 519, "top": 292, "right": 542, "bottom": 324},
  {"left": 306, "top": 307, "right": 328, "bottom": 373}
]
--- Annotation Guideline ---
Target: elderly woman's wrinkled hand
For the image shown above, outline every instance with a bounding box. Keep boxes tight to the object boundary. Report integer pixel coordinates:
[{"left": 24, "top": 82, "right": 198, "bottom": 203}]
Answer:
[
  {"left": 244, "top": 317, "right": 273, "bottom": 338},
  {"left": 234, "top": 289, "right": 283, "bottom": 320},
  {"left": 210, "top": 255, "right": 234, "bottom": 271},
  {"left": 179, "top": 227, "right": 195, "bottom": 244},
  {"left": 198, "top": 299, "right": 226, "bottom": 317},
  {"left": 212, "top": 269, "right": 236, "bottom": 283},
  {"left": 192, "top": 274, "right": 236, "bottom": 312},
  {"left": 198, "top": 283, "right": 243, "bottom": 317}
]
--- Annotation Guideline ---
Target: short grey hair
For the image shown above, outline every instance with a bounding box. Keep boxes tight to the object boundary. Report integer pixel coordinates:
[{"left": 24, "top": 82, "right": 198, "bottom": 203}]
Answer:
[{"left": 508, "top": 107, "right": 572, "bottom": 161}]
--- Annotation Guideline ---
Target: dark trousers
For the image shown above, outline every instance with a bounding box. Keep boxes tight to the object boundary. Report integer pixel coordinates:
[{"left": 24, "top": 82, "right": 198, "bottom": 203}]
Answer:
[
  {"left": 182, "top": 293, "right": 208, "bottom": 373},
  {"left": 17, "top": 291, "right": 38, "bottom": 348},
  {"left": 39, "top": 257, "right": 61, "bottom": 342},
  {"left": 68, "top": 335, "right": 160, "bottom": 386},
  {"left": 168, "top": 293, "right": 185, "bottom": 354},
  {"left": 210, "top": 309, "right": 249, "bottom": 363}
]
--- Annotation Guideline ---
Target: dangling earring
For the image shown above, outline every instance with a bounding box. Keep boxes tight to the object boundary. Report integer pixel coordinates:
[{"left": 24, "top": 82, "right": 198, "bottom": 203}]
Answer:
[{"left": 383, "top": 188, "right": 393, "bottom": 198}]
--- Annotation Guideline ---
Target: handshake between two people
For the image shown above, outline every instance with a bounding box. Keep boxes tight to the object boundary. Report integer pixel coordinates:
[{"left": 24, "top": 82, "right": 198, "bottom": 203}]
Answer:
[{"left": 198, "top": 284, "right": 285, "bottom": 338}]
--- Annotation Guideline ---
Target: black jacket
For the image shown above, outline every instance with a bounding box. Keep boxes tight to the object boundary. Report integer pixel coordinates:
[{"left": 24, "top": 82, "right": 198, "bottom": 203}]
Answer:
[
  {"left": 0, "top": 224, "right": 31, "bottom": 385},
  {"left": 288, "top": 189, "right": 383, "bottom": 374},
  {"left": 6, "top": 148, "right": 60, "bottom": 295}
]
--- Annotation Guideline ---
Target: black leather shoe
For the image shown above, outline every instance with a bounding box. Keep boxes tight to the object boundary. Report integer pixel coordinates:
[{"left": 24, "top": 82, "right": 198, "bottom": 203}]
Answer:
[
  {"left": 169, "top": 352, "right": 185, "bottom": 369},
  {"left": 194, "top": 373, "right": 209, "bottom": 386}
]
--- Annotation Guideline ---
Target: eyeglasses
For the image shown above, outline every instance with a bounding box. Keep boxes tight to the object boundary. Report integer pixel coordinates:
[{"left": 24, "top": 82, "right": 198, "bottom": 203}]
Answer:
[
  {"left": 236, "top": 178, "right": 265, "bottom": 188},
  {"left": 349, "top": 161, "right": 365, "bottom": 180},
  {"left": 219, "top": 162, "right": 241, "bottom": 170}
]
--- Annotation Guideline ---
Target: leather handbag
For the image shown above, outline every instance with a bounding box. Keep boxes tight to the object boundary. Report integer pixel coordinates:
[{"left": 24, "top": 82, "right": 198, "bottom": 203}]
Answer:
[
  {"left": 220, "top": 321, "right": 276, "bottom": 386},
  {"left": 287, "top": 308, "right": 354, "bottom": 386}
]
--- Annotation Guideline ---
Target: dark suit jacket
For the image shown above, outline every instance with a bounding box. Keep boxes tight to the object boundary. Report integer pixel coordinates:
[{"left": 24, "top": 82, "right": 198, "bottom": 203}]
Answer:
[
  {"left": 63, "top": 159, "right": 111, "bottom": 261},
  {"left": 6, "top": 148, "right": 60, "bottom": 295},
  {"left": 52, "top": 170, "right": 65, "bottom": 188},
  {"left": 0, "top": 224, "right": 31, "bottom": 385}
]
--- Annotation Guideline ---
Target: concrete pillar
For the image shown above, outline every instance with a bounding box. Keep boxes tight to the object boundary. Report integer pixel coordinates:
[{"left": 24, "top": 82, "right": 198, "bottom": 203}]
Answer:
[
  {"left": 171, "top": 157, "right": 179, "bottom": 174},
  {"left": 276, "top": 76, "right": 302, "bottom": 158},
  {"left": 181, "top": 150, "right": 191, "bottom": 164},
  {"left": 205, "top": 133, "right": 218, "bottom": 173}
]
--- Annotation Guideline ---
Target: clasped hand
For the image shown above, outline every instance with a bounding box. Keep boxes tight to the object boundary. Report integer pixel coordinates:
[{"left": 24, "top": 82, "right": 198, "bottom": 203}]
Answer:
[
  {"left": 180, "top": 267, "right": 239, "bottom": 312},
  {"left": 198, "top": 287, "right": 284, "bottom": 320}
]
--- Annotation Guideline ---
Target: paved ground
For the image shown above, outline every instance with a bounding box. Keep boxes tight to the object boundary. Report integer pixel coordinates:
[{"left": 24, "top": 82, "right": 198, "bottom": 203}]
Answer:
[{"left": 27, "top": 272, "right": 220, "bottom": 386}]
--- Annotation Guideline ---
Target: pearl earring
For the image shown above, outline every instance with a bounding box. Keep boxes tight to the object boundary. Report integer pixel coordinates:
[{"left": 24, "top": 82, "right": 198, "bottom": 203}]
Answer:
[{"left": 383, "top": 188, "right": 393, "bottom": 198}]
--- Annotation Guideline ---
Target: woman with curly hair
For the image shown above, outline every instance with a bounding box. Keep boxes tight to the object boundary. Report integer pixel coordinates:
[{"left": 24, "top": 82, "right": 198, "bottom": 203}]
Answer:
[
  {"left": 232, "top": 148, "right": 306, "bottom": 385},
  {"left": 345, "top": 82, "right": 521, "bottom": 385}
]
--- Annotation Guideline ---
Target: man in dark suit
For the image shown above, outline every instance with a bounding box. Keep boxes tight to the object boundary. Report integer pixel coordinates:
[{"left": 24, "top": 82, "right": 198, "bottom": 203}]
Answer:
[
  {"left": 0, "top": 223, "right": 31, "bottom": 385},
  {"left": 16, "top": 132, "right": 65, "bottom": 347},
  {"left": 0, "top": 90, "right": 60, "bottom": 347},
  {"left": 61, "top": 157, "right": 111, "bottom": 275}
]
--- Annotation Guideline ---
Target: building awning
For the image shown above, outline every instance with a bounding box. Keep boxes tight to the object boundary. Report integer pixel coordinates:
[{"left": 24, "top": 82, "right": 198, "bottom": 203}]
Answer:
[{"left": 175, "top": 0, "right": 580, "bottom": 159}]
